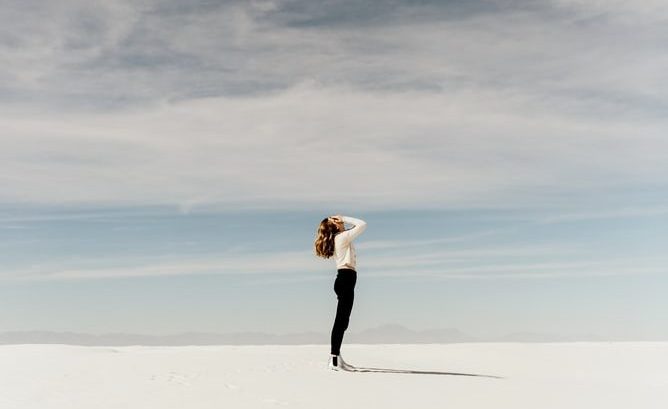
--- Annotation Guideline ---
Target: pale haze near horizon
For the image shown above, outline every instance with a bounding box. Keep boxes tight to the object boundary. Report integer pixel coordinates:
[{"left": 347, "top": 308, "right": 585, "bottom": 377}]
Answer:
[{"left": 1, "top": 0, "right": 666, "bottom": 341}]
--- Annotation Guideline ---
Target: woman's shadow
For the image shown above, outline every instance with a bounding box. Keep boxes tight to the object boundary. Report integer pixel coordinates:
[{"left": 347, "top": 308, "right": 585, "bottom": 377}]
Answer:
[{"left": 345, "top": 364, "right": 503, "bottom": 378}]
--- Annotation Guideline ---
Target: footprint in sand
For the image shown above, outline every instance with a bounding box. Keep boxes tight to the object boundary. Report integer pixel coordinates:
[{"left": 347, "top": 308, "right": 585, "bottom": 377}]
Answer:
[
  {"left": 150, "top": 371, "right": 195, "bottom": 386},
  {"left": 167, "top": 371, "right": 191, "bottom": 386}
]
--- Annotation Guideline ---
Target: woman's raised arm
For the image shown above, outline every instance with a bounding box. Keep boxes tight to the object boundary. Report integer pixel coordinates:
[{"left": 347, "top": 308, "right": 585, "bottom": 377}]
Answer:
[{"left": 337, "top": 216, "right": 367, "bottom": 244}]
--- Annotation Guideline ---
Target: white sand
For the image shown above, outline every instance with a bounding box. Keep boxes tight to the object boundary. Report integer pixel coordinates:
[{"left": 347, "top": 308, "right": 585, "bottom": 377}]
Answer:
[{"left": 1, "top": 343, "right": 666, "bottom": 408}]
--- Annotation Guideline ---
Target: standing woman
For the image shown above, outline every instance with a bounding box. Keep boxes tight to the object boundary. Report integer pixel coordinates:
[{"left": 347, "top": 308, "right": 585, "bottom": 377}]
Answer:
[{"left": 314, "top": 214, "right": 367, "bottom": 371}]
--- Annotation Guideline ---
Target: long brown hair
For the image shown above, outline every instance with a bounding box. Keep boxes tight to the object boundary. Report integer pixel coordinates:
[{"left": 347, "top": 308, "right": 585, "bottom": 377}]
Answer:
[{"left": 314, "top": 217, "right": 339, "bottom": 258}]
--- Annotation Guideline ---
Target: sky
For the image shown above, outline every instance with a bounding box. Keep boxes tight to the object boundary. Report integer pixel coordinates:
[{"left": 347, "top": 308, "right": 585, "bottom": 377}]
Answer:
[{"left": 1, "top": 0, "right": 667, "bottom": 340}]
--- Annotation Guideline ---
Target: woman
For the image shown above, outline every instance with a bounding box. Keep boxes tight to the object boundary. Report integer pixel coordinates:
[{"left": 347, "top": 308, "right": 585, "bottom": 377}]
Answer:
[{"left": 314, "top": 214, "right": 368, "bottom": 371}]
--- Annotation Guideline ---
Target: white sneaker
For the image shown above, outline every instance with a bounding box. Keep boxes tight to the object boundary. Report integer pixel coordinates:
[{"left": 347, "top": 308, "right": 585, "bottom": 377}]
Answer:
[
  {"left": 328, "top": 354, "right": 354, "bottom": 371},
  {"left": 328, "top": 355, "right": 341, "bottom": 371}
]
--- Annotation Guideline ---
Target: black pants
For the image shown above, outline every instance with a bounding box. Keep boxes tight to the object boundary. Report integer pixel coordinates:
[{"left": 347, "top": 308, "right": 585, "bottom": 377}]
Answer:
[{"left": 330, "top": 268, "right": 357, "bottom": 355}]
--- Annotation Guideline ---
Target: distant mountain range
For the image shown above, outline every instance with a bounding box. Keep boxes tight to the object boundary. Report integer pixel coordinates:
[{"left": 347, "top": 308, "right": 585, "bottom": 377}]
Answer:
[{"left": 0, "top": 324, "right": 609, "bottom": 345}]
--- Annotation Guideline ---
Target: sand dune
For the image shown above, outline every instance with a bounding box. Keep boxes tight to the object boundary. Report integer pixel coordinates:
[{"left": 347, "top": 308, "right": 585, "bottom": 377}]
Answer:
[{"left": 1, "top": 343, "right": 666, "bottom": 408}]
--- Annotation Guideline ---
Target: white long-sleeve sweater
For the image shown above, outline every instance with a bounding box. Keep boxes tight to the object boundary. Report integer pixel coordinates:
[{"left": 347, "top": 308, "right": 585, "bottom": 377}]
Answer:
[{"left": 334, "top": 216, "right": 367, "bottom": 270}]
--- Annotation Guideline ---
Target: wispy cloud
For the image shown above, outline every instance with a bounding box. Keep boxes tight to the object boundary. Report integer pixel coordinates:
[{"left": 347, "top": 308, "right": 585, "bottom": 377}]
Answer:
[
  {"left": 536, "top": 205, "right": 668, "bottom": 224},
  {"left": 2, "top": 250, "right": 322, "bottom": 281},
  {"left": 359, "top": 229, "right": 510, "bottom": 250},
  {"left": 364, "top": 259, "right": 668, "bottom": 279},
  {"left": 1, "top": 0, "right": 666, "bottom": 211},
  {"left": 2, "top": 83, "right": 666, "bottom": 210},
  {"left": 5, "top": 239, "right": 657, "bottom": 282}
]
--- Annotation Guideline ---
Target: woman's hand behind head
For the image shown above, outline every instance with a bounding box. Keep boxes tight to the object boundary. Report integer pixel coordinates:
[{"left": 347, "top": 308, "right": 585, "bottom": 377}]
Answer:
[{"left": 329, "top": 215, "right": 344, "bottom": 231}]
